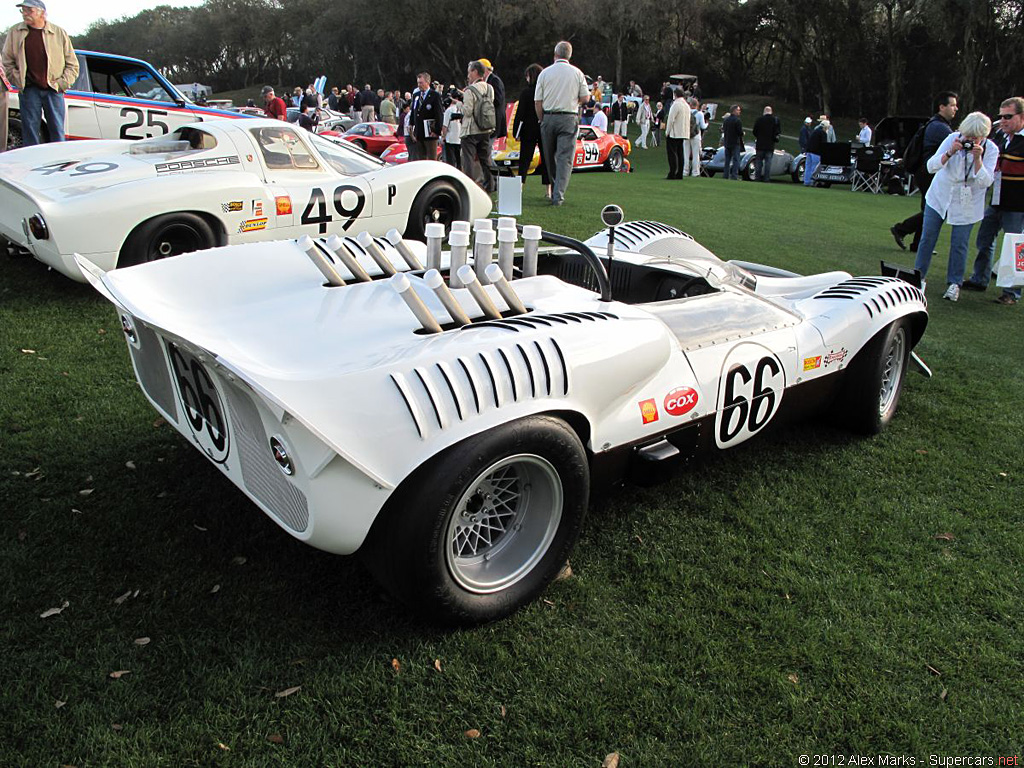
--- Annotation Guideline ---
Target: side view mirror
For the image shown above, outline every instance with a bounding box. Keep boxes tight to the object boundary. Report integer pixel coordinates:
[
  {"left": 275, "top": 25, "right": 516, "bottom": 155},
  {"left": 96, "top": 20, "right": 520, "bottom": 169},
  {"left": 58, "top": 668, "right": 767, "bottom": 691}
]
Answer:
[{"left": 600, "top": 204, "right": 624, "bottom": 228}]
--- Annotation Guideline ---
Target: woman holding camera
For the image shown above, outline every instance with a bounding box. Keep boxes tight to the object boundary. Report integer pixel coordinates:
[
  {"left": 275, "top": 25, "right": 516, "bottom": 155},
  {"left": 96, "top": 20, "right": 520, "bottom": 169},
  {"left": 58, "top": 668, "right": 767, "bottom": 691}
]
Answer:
[{"left": 914, "top": 111, "right": 998, "bottom": 301}]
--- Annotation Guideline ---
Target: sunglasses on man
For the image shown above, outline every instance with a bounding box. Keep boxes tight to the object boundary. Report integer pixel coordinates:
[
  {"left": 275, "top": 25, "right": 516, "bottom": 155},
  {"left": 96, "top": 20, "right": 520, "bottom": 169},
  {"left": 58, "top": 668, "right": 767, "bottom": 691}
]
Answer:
[{"left": 998, "top": 112, "right": 1018, "bottom": 121}]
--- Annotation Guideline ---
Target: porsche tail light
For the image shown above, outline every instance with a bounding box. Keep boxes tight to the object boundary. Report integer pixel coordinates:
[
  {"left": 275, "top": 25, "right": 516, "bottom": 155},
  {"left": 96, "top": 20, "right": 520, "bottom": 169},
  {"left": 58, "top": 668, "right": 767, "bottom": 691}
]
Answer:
[
  {"left": 28, "top": 214, "right": 49, "bottom": 240},
  {"left": 275, "top": 196, "right": 293, "bottom": 215}
]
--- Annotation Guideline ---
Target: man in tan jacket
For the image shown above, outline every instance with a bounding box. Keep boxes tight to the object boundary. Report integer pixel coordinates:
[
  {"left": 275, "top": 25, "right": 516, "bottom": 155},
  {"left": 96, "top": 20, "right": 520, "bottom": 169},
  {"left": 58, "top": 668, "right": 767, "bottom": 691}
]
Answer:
[
  {"left": 0, "top": 57, "right": 9, "bottom": 151},
  {"left": 2, "top": 0, "right": 78, "bottom": 146}
]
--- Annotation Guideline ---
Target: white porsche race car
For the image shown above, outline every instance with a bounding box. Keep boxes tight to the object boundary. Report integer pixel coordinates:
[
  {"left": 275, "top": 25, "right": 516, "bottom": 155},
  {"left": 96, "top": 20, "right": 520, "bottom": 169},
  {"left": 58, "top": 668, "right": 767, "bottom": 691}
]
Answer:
[
  {"left": 78, "top": 214, "right": 929, "bottom": 625},
  {"left": 0, "top": 118, "right": 491, "bottom": 281}
]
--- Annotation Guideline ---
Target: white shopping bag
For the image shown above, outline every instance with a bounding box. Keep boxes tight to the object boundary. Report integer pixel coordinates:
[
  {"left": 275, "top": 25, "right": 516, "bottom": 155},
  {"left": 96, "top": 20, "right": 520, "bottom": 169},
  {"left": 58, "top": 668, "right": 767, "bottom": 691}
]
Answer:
[
  {"left": 995, "top": 233, "right": 1024, "bottom": 288},
  {"left": 496, "top": 174, "right": 522, "bottom": 216}
]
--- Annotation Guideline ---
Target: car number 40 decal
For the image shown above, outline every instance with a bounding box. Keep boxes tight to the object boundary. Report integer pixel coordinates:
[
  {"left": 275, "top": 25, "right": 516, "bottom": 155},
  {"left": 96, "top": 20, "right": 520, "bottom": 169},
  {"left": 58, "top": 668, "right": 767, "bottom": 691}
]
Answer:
[
  {"left": 715, "top": 344, "right": 786, "bottom": 449},
  {"left": 301, "top": 185, "right": 366, "bottom": 234}
]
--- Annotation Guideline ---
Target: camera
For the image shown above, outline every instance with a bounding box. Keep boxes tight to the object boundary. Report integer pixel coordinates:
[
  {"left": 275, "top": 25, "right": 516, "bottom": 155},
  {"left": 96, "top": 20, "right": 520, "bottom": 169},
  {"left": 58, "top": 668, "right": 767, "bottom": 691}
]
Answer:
[{"left": 961, "top": 139, "right": 975, "bottom": 151}]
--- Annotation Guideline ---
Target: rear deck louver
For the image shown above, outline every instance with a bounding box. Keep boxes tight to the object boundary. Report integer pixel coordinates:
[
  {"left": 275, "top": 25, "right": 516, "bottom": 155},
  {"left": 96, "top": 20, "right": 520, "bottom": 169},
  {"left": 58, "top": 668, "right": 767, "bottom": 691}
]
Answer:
[{"left": 814, "top": 277, "right": 924, "bottom": 318}]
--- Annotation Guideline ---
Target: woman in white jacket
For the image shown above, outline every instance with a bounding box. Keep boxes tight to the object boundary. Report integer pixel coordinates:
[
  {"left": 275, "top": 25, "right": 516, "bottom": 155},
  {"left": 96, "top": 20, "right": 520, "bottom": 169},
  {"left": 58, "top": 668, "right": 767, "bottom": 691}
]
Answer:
[{"left": 914, "top": 111, "right": 998, "bottom": 302}]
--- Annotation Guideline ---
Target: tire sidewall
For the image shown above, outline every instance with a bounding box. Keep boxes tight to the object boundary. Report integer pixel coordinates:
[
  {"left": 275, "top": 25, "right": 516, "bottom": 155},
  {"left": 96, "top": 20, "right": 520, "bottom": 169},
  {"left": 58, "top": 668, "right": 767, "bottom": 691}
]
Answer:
[
  {"left": 121, "top": 213, "right": 216, "bottom": 268},
  {"left": 406, "top": 180, "right": 461, "bottom": 240},
  {"left": 840, "top": 319, "right": 911, "bottom": 434}
]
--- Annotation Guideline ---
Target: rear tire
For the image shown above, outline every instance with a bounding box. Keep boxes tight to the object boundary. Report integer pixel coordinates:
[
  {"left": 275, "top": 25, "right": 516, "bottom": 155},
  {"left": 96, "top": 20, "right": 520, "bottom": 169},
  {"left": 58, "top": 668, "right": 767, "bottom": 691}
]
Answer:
[
  {"left": 362, "top": 415, "right": 589, "bottom": 625},
  {"left": 791, "top": 158, "right": 805, "bottom": 183},
  {"left": 405, "top": 180, "right": 462, "bottom": 240},
  {"left": 836, "top": 319, "right": 911, "bottom": 434},
  {"left": 7, "top": 117, "right": 23, "bottom": 150},
  {"left": 743, "top": 160, "right": 756, "bottom": 181},
  {"left": 119, "top": 213, "right": 217, "bottom": 268},
  {"left": 352, "top": 139, "right": 366, "bottom": 150},
  {"left": 604, "top": 147, "right": 624, "bottom": 172}
]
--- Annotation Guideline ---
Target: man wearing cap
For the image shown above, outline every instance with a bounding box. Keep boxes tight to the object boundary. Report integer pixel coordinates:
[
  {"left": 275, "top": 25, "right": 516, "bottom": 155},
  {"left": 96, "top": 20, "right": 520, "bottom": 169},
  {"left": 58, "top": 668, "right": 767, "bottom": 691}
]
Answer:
[
  {"left": 479, "top": 58, "right": 505, "bottom": 182},
  {"left": 261, "top": 86, "right": 287, "bottom": 120},
  {"left": 2, "top": 0, "right": 78, "bottom": 146},
  {"left": 535, "top": 40, "right": 589, "bottom": 206}
]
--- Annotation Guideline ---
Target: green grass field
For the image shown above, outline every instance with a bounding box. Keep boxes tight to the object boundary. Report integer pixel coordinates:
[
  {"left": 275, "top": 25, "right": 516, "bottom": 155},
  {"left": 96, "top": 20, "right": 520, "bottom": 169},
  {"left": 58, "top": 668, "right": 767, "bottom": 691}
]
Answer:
[{"left": 2, "top": 129, "right": 1022, "bottom": 767}]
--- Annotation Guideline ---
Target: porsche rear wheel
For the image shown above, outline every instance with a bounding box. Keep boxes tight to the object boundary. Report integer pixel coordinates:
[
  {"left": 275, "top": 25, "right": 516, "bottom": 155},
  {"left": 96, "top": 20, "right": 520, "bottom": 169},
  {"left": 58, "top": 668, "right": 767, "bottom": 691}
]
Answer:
[
  {"left": 791, "top": 158, "right": 805, "bottom": 183},
  {"left": 836, "top": 319, "right": 911, "bottom": 434},
  {"left": 120, "top": 213, "right": 217, "bottom": 268},
  {"left": 362, "top": 415, "right": 589, "bottom": 625},
  {"left": 605, "top": 147, "right": 625, "bottom": 172},
  {"left": 406, "top": 180, "right": 462, "bottom": 240},
  {"left": 743, "top": 160, "right": 756, "bottom": 181}
]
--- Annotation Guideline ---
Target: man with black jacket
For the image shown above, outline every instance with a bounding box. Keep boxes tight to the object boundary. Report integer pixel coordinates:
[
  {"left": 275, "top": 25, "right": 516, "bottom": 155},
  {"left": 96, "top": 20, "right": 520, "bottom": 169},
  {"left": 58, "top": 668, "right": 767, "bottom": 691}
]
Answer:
[
  {"left": 752, "top": 106, "right": 780, "bottom": 182},
  {"left": 611, "top": 94, "right": 628, "bottom": 137},
  {"left": 890, "top": 91, "right": 958, "bottom": 251},
  {"left": 408, "top": 71, "right": 443, "bottom": 161},
  {"left": 963, "top": 96, "right": 1024, "bottom": 304},
  {"left": 722, "top": 105, "right": 744, "bottom": 180}
]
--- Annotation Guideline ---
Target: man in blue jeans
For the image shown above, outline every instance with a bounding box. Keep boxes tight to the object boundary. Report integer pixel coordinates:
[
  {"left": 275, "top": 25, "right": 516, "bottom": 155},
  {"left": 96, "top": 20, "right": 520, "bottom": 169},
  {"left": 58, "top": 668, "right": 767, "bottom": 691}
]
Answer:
[
  {"left": 962, "top": 97, "right": 1024, "bottom": 305},
  {"left": 1, "top": 0, "right": 78, "bottom": 146},
  {"left": 722, "top": 105, "right": 744, "bottom": 180}
]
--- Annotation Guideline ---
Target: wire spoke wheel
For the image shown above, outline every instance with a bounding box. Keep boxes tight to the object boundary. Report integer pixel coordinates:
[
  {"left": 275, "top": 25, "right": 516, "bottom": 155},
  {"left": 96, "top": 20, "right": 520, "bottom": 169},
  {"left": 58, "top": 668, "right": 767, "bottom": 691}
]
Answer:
[
  {"left": 878, "top": 325, "right": 907, "bottom": 417},
  {"left": 444, "top": 454, "right": 562, "bottom": 594}
]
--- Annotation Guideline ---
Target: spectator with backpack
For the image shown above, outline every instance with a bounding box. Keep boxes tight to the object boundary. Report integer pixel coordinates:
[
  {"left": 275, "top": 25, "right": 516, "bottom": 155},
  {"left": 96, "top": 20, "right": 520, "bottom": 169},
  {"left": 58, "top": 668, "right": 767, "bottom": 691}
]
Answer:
[
  {"left": 890, "top": 91, "right": 958, "bottom": 251},
  {"left": 534, "top": 40, "right": 589, "bottom": 206},
  {"left": 461, "top": 60, "right": 496, "bottom": 193}
]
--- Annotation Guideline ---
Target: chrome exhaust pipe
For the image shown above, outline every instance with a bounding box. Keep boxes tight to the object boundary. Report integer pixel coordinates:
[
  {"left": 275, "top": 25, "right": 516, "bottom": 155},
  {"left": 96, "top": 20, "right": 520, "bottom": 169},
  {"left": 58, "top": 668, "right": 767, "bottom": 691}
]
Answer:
[
  {"left": 390, "top": 273, "right": 442, "bottom": 333},
  {"left": 325, "top": 234, "right": 371, "bottom": 282},
  {"left": 386, "top": 227, "right": 425, "bottom": 271},
  {"left": 485, "top": 263, "right": 527, "bottom": 315},
  {"left": 299, "top": 235, "right": 346, "bottom": 286},
  {"left": 424, "top": 269, "right": 472, "bottom": 326},
  {"left": 456, "top": 265, "right": 502, "bottom": 320}
]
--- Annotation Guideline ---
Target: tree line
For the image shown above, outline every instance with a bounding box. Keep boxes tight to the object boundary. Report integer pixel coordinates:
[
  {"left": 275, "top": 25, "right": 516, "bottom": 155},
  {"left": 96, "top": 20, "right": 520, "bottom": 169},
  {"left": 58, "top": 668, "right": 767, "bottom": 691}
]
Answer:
[{"left": 74, "top": 0, "right": 1024, "bottom": 119}]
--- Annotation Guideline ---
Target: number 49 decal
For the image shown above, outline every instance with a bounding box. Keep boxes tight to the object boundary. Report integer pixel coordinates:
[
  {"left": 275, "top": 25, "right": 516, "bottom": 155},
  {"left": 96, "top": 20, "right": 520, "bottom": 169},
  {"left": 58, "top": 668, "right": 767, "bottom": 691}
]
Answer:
[
  {"left": 301, "top": 184, "right": 366, "bottom": 234},
  {"left": 715, "top": 344, "right": 786, "bottom": 449}
]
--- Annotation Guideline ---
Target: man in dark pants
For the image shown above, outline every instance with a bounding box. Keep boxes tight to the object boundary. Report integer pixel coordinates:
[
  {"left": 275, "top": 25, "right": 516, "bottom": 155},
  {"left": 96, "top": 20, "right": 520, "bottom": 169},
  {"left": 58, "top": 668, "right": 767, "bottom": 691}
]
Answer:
[
  {"left": 480, "top": 59, "right": 505, "bottom": 183},
  {"left": 722, "top": 105, "right": 744, "bottom": 180},
  {"left": 664, "top": 87, "right": 688, "bottom": 179},
  {"left": 409, "top": 71, "right": 443, "bottom": 161},
  {"left": 752, "top": 106, "right": 780, "bottom": 182},
  {"left": 890, "top": 91, "right": 958, "bottom": 251}
]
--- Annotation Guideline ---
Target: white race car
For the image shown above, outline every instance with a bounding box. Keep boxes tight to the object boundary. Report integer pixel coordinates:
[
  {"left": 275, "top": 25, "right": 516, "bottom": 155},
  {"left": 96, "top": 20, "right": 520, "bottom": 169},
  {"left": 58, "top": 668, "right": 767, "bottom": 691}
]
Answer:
[
  {"left": 0, "top": 118, "right": 491, "bottom": 281},
  {"left": 79, "top": 214, "right": 929, "bottom": 625}
]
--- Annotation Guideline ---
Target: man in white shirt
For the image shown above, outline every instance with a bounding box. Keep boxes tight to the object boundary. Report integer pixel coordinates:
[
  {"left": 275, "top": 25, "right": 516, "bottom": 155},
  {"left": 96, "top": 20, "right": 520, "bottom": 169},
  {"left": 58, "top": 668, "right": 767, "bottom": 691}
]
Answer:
[
  {"left": 664, "top": 88, "right": 690, "bottom": 179},
  {"left": 635, "top": 94, "right": 653, "bottom": 149},
  {"left": 592, "top": 105, "right": 608, "bottom": 132},
  {"left": 441, "top": 93, "right": 462, "bottom": 167},
  {"left": 534, "top": 40, "right": 589, "bottom": 206},
  {"left": 857, "top": 118, "right": 872, "bottom": 144}
]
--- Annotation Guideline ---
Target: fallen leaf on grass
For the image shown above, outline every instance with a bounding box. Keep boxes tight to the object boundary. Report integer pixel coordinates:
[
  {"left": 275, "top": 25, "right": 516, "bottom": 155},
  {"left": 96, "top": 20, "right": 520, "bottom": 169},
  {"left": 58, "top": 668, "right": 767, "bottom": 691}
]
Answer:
[
  {"left": 55, "top": 700, "right": 66, "bottom": 709},
  {"left": 111, "top": 723, "right": 123, "bottom": 732},
  {"left": 193, "top": 524, "right": 208, "bottom": 532},
  {"left": 556, "top": 561, "right": 573, "bottom": 581},
  {"left": 40, "top": 601, "right": 69, "bottom": 619},
  {"left": 602, "top": 752, "right": 621, "bottom": 768},
  {"left": 542, "top": 599, "right": 555, "bottom": 607},
  {"left": 24, "top": 466, "right": 43, "bottom": 479},
  {"left": 97, "top": 328, "right": 107, "bottom": 335},
  {"left": 114, "top": 590, "right": 132, "bottom": 605},
  {"left": 433, "top": 659, "right": 442, "bottom": 673},
  {"left": 925, "top": 664, "right": 941, "bottom": 677},
  {"left": 210, "top": 584, "right": 220, "bottom": 594},
  {"left": 109, "top": 670, "right": 131, "bottom": 679},
  {"left": 152, "top": 418, "right": 166, "bottom": 428},
  {"left": 464, "top": 729, "right": 481, "bottom": 739},
  {"left": 499, "top": 704, "right": 506, "bottom": 718},
  {"left": 391, "top": 658, "right": 401, "bottom": 673},
  {"left": 231, "top": 556, "right": 247, "bottom": 566},
  {"left": 934, "top": 533, "right": 955, "bottom": 542},
  {"left": 787, "top": 673, "right": 799, "bottom": 685},
  {"left": 134, "top": 637, "right": 150, "bottom": 646},
  {"left": 78, "top": 489, "right": 93, "bottom": 497},
  {"left": 267, "top": 734, "right": 284, "bottom": 744},
  {"left": 18, "top": 530, "right": 27, "bottom": 541},
  {"left": 156, "top": 492, "right": 167, "bottom": 498},
  {"left": 915, "top": 449, "right": 928, "bottom": 455},
  {"left": 21, "top": 349, "right": 36, "bottom": 354},
  {"left": 275, "top": 686, "right": 301, "bottom": 698},
  {"left": 940, "top": 688, "right": 948, "bottom": 701},
  {"left": 125, "top": 461, "right": 136, "bottom": 470},
  {"left": 216, "top": 742, "right": 230, "bottom": 751},
  {"left": 71, "top": 508, "right": 82, "bottom": 514}
]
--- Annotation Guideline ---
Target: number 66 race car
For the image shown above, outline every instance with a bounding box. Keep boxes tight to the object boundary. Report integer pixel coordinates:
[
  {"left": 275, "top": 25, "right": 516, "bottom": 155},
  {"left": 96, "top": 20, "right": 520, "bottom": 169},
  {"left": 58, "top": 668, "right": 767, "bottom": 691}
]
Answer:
[
  {"left": 0, "top": 118, "right": 491, "bottom": 281},
  {"left": 77, "top": 212, "right": 929, "bottom": 625}
]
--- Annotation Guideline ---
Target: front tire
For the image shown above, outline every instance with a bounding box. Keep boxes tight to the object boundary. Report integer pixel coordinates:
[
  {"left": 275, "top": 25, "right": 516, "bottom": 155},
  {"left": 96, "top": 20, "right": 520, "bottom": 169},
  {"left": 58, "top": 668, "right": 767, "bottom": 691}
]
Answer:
[
  {"left": 836, "top": 319, "right": 911, "bottom": 434},
  {"left": 7, "top": 117, "right": 23, "bottom": 150},
  {"left": 743, "top": 160, "right": 756, "bottom": 181},
  {"left": 405, "top": 179, "right": 462, "bottom": 240},
  {"left": 119, "top": 213, "right": 217, "bottom": 268},
  {"left": 362, "top": 415, "right": 589, "bottom": 625},
  {"left": 605, "top": 147, "right": 624, "bottom": 172},
  {"left": 791, "top": 159, "right": 805, "bottom": 183}
]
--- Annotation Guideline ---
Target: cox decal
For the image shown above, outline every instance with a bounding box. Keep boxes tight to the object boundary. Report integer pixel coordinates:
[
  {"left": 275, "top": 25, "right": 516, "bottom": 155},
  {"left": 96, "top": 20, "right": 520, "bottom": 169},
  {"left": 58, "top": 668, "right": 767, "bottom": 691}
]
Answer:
[{"left": 664, "top": 386, "right": 699, "bottom": 417}]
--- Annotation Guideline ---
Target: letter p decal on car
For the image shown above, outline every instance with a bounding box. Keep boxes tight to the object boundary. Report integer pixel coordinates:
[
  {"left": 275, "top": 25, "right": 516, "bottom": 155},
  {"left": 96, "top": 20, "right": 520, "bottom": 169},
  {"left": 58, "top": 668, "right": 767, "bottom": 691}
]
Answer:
[{"left": 388, "top": 184, "right": 397, "bottom": 206}]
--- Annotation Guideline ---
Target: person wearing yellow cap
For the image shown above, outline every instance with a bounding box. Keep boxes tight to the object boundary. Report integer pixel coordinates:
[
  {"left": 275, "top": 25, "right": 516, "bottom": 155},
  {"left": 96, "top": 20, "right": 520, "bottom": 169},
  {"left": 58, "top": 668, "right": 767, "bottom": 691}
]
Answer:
[{"left": 479, "top": 58, "right": 506, "bottom": 181}]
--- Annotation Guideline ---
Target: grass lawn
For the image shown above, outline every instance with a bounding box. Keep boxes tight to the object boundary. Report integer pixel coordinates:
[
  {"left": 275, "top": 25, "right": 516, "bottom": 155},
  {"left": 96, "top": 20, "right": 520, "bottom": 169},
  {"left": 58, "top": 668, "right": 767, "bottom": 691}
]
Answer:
[{"left": 1, "top": 128, "right": 1022, "bottom": 767}]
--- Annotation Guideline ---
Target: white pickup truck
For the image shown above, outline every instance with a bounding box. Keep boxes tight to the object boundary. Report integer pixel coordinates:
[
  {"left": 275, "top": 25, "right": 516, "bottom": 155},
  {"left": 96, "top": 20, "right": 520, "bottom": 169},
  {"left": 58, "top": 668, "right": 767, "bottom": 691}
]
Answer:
[{"left": 6, "top": 49, "right": 247, "bottom": 148}]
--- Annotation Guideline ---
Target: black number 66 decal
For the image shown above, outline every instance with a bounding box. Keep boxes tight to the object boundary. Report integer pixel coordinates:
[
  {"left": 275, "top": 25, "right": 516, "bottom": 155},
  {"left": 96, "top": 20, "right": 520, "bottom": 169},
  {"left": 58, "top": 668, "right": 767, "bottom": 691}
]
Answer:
[
  {"left": 301, "top": 184, "right": 366, "bottom": 234},
  {"left": 168, "top": 345, "right": 230, "bottom": 463},
  {"left": 716, "top": 350, "right": 785, "bottom": 449}
]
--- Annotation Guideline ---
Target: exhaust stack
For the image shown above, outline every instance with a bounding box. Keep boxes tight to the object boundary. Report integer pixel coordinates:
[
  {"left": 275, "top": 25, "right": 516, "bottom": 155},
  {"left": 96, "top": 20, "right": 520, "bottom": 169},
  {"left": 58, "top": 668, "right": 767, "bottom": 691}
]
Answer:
[
  {"left": 386, "top": 228, "right": 425, "bottom": 271},
  {"left": 485, "top": 263, "right": 527, "bottom": 315},
  {"left": 521, "top": 225, "right": 542, "bottom": 278},
  {"left": 299, "top": 235, "right": 346, "bottom": 286},
  {"left": 390, "top": 272, "right": 442, "bottom": 333},
  {"left": 496, "top": 226, "right": 517, "bottom": 280},
  {"left": 423, "top": 223, "right": 445, "bottom": 271},
  {"left": 448, "top": 229, "right": 470, "bottom": 289},
  {"left": 424, "top": 269, "right": 472, "bottom": 326},
  {"left": 473, "top": 228, "right": 495, "bottom": 281},
  {"left": 325, "top": 234, "right": 371, "bottom": 282},
  {"left": 456, "top": 265, "right": 502, "bottom": 320},
  {"left": 356, "top": 231, "right": 397, "bottom": 276}
]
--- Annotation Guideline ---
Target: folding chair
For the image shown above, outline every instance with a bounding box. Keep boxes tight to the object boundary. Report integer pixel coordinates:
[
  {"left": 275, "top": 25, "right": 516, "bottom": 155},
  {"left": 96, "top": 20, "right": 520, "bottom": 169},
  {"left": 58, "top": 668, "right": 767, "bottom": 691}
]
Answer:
[{"left": 851, "top": 146, "right": 883, "bottom": 193}]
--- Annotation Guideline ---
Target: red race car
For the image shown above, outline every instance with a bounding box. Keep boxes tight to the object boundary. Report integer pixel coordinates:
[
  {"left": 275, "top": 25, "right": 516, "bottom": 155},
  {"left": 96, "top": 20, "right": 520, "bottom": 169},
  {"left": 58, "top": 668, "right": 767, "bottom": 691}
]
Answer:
[
  {"left": 338, "top": 121, "right": 399, "bottom": 155},
  {"left": 380, "top": 139, "right": 442, "bottom": 164}
]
